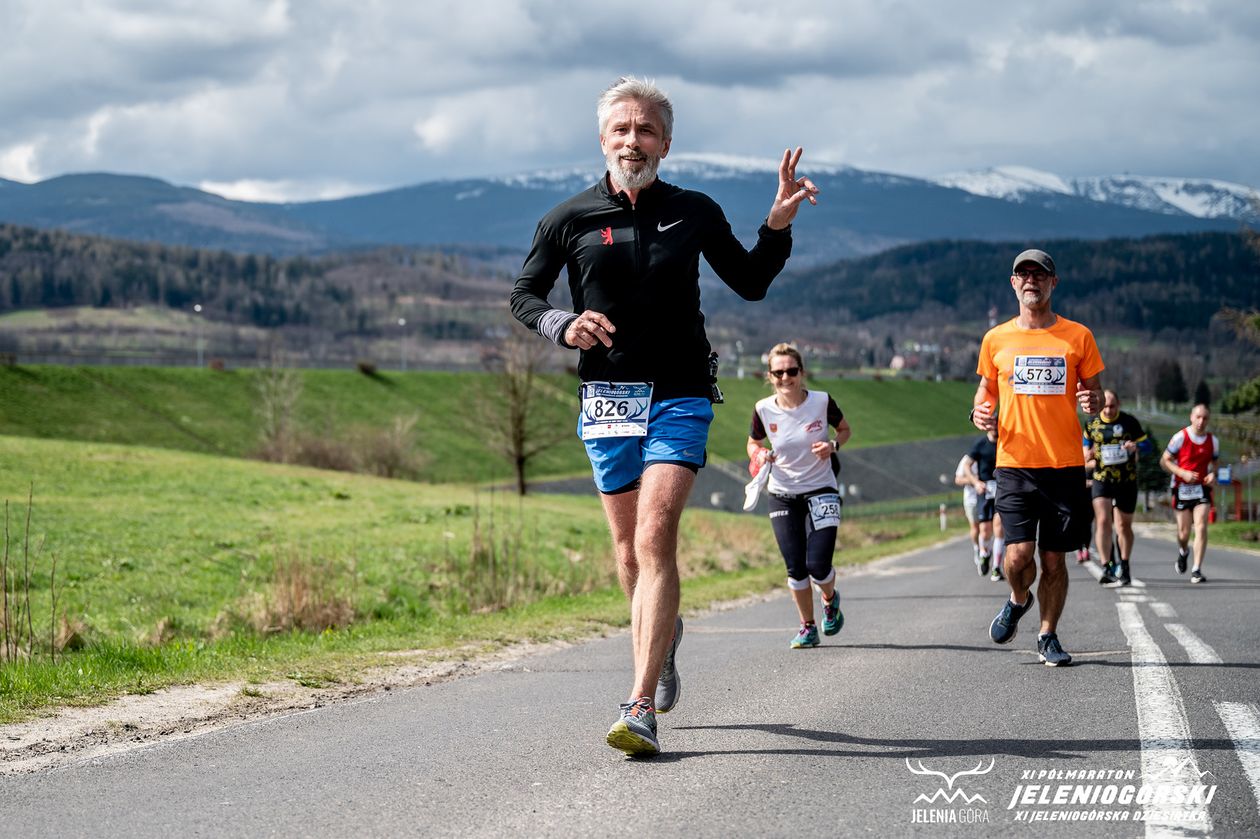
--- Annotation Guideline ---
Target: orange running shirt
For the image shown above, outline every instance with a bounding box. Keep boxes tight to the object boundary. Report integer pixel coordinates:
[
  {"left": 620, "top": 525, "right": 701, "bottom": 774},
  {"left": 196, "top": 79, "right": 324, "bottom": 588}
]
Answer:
[{"left": 976, "top": 316, "right": 1104, "bottom": 469}]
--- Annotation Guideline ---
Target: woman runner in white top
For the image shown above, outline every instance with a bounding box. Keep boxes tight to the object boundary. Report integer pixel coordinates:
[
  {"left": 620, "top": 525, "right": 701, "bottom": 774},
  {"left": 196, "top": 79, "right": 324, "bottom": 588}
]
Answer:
[{"left": 746, "top": 343, "right": 852, "bottom": 648}]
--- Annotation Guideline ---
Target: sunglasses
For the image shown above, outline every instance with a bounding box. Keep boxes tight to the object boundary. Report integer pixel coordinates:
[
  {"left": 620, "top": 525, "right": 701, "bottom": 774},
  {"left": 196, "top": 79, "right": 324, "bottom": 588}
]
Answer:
[{"left": 769, "top": 367, "right": 800, "bottom": 379}]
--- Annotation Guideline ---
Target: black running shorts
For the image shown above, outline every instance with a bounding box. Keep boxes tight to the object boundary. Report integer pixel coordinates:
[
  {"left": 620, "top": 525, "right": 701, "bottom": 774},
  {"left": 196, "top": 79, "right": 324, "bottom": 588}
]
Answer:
[
  {"left": 995, "top": 467, "right": 1092, "bottom": 552},
  {"left": 1173, "top": 487, "right": 1213, "bottom": 512},
  {"left": 1091, "top": 480, "right": 1138, "bottom": 515},
  {"left": 975, "top": 494, "right": 996, "bottom": 523}
]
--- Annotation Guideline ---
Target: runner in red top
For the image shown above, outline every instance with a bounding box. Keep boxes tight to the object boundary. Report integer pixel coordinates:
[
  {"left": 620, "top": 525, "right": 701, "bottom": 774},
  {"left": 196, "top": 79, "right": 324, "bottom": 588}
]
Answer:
[{"left": 1160, "top": 404, "right": 1220, "bottom": 583}]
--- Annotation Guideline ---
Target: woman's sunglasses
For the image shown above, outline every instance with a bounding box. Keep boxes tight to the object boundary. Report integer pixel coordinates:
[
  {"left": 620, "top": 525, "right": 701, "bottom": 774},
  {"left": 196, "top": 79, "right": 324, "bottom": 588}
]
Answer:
[{"left": 768, "top": 367, "right": 800, "bottom": 379}]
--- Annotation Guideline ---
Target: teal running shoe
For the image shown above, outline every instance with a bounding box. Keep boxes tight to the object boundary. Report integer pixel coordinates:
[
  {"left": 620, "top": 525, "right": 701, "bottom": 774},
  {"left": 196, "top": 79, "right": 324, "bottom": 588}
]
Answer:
[
  {"left": 606, "top": 696, "right": 659, "bottom": 757},
  {"left": 821, "top": 592, "right": 843, "bottom": 636},
  {"left": 790, "top": 622, "right": 820, "bottom": 649}
]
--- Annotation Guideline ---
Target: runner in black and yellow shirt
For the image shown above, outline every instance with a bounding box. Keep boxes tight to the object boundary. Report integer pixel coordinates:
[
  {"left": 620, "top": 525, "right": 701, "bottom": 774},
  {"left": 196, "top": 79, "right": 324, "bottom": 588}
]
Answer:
[{"left": 1082, "top": 391, "right": 1150, "bottom": 587}]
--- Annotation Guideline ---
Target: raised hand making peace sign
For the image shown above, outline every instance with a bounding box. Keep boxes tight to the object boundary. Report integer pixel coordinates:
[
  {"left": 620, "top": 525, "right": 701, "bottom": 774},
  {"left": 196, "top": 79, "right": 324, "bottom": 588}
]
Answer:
[{"left": 767, "top": 147, "right": 820, "bottom": 231}]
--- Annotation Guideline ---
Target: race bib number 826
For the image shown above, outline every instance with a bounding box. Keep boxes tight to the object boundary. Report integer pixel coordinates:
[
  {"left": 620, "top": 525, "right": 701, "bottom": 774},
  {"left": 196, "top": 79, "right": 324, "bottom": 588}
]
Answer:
[{"left": 580, "top": 382, "right": 652, "bottom": 440}]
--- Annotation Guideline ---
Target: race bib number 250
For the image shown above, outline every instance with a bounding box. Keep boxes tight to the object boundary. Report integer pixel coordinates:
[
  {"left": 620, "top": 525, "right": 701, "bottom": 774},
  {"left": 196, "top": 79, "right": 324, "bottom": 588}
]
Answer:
[
  {"left": 1012, "top": 355, "right": 1067, "bottom": 395},
  {"left": 807, "top": 493, "right": 842, "bottom": 530},
  {"left": 580, "top": 382, "right": 653, "bottom": 440}
]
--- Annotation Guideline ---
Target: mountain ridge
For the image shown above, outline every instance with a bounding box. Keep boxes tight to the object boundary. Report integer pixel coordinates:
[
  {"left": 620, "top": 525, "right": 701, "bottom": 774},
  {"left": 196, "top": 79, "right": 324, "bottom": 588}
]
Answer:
[{"left": 0, "top": 158, "right": 1252, "bottom": 263}]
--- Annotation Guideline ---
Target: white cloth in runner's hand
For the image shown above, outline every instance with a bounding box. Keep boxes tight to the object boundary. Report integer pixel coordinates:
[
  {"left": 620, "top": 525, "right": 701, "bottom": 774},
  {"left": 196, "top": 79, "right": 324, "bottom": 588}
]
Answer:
[{"left": 743, "top": 461, "right": 771, "bottom": 511}]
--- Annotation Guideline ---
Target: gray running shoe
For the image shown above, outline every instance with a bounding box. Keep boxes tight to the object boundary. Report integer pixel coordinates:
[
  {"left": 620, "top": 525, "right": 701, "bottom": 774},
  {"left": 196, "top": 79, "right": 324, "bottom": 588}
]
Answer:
[
  {"left": 1037, "top": 632, "right": 1073, "bottom": 666},
  {"left": 606, "top": 696, "right": 659, "bottom": 756},
  {"left": 989, "top": 592, "right": 1034, "bottom": 644},
  {"left": 654, "top": 615, "right": 683, "bottom": 713}
]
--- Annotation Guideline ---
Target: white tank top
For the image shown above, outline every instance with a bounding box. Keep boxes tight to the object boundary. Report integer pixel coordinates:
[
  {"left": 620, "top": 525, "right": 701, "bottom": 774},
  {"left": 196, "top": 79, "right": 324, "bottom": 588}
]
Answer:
[{"left": 753, "top": 390, "right": 840, "bottom": 495}]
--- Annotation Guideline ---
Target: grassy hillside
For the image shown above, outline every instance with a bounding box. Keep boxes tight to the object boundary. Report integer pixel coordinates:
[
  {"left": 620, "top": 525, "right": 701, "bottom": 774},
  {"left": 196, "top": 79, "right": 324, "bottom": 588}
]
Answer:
[
  {"left": 0, "top": 436, "right": 958, "bottom": 720},
  {"left": 712, "top": 375, "right": 975, "bottom": 450},
  {"left": 0, "top": 365, "right": 976, "bottom": 481}
]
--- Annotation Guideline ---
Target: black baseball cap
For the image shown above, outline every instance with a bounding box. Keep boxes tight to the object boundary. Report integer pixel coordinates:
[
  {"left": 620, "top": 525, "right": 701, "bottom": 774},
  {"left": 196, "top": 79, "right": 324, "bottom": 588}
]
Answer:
[{"left": 1012, "top": 249, "right": 1055, "bottom": 274}]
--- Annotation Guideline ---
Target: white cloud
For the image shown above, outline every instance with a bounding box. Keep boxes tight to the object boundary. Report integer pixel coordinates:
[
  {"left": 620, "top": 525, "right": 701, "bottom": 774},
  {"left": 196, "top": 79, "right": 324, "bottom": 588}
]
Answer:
[
  {"left": 0, "top": 0, "right": 1257, "bottom": 193},
  {"left": 198, "top": 177, "right": 372, "bottom": 203},
  {"left": 0, "top": 143, "right": 41, "bottom": 182}
]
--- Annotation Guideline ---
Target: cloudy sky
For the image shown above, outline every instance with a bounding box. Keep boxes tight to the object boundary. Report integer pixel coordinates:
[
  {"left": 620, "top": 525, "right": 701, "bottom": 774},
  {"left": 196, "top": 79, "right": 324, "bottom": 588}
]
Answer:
[{"left": 3, "top": 0, "right": 1258, "bottom": 202}]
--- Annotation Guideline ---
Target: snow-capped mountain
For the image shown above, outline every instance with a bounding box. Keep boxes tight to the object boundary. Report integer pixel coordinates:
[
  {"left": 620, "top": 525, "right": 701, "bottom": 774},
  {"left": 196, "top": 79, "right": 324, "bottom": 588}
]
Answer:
[
  {"left": 934, "top": 165, "right": 1259, "bottom": 221},
  {"left": 0, "top": 157, "right": 1250, "bottom": 262}
]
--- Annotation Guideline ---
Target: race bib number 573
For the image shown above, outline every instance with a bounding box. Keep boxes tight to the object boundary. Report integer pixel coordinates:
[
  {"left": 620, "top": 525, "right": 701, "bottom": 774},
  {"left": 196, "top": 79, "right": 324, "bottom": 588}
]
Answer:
[
  {"left": 1012, "top": 355, "right": 1067, "bottom": 395},
  {"left": 580, "top": 382, "right": 652, "bottom": 440}
]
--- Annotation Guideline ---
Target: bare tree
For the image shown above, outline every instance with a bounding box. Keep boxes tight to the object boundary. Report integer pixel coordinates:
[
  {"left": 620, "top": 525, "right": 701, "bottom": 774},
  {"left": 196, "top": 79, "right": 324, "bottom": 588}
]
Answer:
[
  {"left": 483, "top": 326, "right": 571, "bottom": 495},
  {"left": 255, "top": 352, "right": 304, "bottom": 463}
]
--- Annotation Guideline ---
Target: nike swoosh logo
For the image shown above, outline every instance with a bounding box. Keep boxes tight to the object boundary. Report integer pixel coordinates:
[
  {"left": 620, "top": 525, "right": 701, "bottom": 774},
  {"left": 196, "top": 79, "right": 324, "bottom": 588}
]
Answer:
[{"left": 657, "top": 219, "right": 683, "bottom": 232}]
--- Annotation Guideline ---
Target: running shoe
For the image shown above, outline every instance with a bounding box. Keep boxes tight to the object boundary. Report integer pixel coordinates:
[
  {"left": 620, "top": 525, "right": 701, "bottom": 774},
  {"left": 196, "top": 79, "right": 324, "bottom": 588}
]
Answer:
[
  {"left": 606, "top": 696, "right": 659, "bottom": 756},
  {"left": 821, "top": 592, "right": 844, "bottom": 636},
  {"left": 978, "top": 553, "right": 990, "bottom": 577},
  {"left": 1098, "top": 567, "right": 1118, "bottom": 585},
  {"left": 1037, "top": 633, "right": 1073, "bottom": 667},
  {"left": 1117, "top": 562, "right": 1132, "bottom": 586},
  {"left": 655, "top": 615, "right": 683, "bottom": 714},
  {"left": 1076, "top": 547, "right": 1090, "bottom": 564},
  {"left": 989, "top": 565, "right": 1003, "bottom": 582},
  {"left": 1175, "top": 549, "right": 1188, "bottom": 574},
  {"left": 1190, "top": 569, "right": 1206, "bottom": 584},
  {"left": 791, "top": 622, "right": 820, "bottom": 649},
  {"left": 989, "top": 592, "right": 1034, "bottom": 645}
]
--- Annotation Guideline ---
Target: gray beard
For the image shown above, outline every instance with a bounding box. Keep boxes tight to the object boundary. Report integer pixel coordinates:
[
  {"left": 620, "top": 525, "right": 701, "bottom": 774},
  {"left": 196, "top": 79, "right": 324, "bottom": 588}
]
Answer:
[{"left": 606, "top": 152, "right": 659, "bottom": 192}]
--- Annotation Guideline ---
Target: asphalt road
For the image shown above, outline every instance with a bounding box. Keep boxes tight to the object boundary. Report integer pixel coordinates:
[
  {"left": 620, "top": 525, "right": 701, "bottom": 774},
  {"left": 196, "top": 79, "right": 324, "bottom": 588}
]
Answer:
[{"left": 6, "top": 534, "right": 1259, "bottom": 838}]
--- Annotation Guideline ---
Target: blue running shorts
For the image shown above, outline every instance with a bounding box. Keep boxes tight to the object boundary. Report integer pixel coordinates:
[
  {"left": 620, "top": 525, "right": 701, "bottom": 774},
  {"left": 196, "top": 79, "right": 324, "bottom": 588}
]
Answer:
[{"left": 580, "top": 397, "right": 713, "bottom": 494}]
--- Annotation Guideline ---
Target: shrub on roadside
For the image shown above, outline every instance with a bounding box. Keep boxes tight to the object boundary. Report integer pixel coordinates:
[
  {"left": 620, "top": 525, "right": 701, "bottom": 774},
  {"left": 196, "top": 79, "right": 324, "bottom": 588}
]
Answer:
[{"left": 211, "top": 553, "right": 357, "bottom": 638}]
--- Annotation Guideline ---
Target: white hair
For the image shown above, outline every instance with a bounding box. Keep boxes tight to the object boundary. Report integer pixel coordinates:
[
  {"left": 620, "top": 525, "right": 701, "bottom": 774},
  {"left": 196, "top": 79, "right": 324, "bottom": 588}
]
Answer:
[{"left": 596, "top": 76, "right": 673, "bottom": 139}]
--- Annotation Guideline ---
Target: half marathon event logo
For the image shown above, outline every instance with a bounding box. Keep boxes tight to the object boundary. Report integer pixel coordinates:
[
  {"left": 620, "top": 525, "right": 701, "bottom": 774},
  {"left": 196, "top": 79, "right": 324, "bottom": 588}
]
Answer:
[
  {"left": 905, "top": 760, "right": 1218, "bottom": 826},
  {"left": 906, "top": 758, "right": 995, "bottom": 825}
]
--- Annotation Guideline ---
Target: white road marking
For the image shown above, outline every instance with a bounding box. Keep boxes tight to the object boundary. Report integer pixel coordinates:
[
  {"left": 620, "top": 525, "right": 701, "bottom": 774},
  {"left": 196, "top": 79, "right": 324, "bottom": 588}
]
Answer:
[
  {"left": 1152, "top": 602, "right": 1178, "bottom": 619},
  {"left": 1117, "top": 602, "right": 1214, "bottom": 835},
  {"left": 1164, "top": 624, "right": 1223, "bottom": 665},
  {"left": 1215, "top": 702, "right": 1260, "bottom": 820}
]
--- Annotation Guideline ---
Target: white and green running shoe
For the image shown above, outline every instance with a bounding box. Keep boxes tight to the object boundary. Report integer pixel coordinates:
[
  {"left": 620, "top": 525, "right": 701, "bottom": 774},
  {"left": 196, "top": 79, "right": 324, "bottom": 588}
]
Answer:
[{"left": 606, "top": 696, "right": 659, "bottom": 757}]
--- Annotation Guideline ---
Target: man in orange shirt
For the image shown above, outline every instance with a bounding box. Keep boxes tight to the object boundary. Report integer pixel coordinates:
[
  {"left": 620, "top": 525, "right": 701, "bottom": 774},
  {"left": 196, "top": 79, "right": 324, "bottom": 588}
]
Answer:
[{"left": 971, "top": 249, "right": 1103, "bottom": 667}]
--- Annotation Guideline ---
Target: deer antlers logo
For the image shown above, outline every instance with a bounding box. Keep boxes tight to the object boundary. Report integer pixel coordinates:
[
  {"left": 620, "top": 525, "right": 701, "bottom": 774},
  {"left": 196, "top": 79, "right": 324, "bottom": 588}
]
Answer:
[{"left": 905, "top": 758, "right": 995, "bottom": 805}]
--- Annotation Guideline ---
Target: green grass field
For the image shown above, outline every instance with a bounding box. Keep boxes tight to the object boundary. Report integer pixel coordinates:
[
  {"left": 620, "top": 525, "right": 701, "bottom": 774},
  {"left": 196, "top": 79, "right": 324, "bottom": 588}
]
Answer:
[
  {"left": 0, "top": 435, "right": 962, "bottom": 722},
  {"left": 0, "top": 365, "right": 976, "bottom": 485}
]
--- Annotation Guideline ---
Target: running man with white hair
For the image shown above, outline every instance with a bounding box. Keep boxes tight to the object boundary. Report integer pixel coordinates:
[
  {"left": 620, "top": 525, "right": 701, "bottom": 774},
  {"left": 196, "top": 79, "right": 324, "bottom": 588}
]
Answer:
[{"left": 510, "top": 76, "right": 819, "bottom": 756}]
